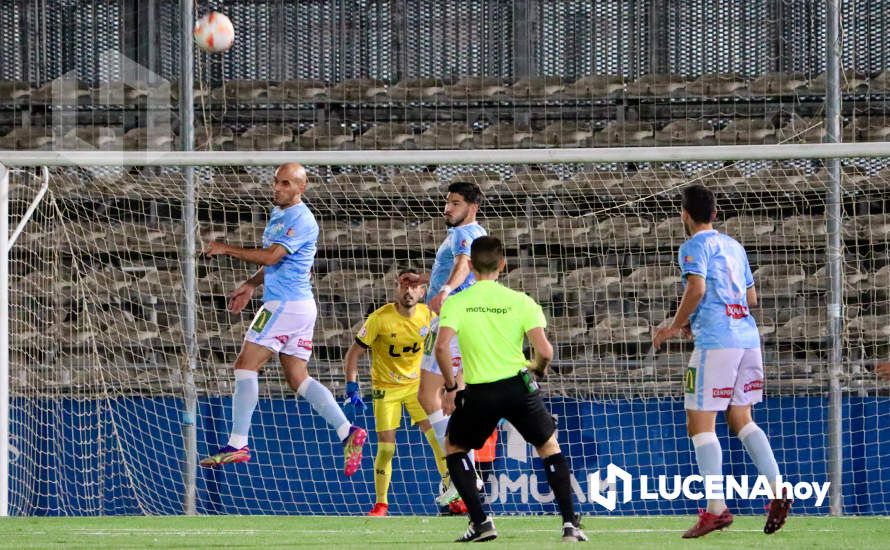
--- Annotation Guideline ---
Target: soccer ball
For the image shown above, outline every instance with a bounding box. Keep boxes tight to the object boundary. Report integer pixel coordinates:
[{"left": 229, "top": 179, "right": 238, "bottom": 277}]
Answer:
[{"left": 194, "top": 12, "right": 235, "bottom": 53}]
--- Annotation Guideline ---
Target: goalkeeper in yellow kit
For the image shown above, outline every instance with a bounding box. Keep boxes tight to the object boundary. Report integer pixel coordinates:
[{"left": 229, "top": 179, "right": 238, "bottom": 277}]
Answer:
[{"left": 343, "top": 268, "right": 448, "bottom": 516}]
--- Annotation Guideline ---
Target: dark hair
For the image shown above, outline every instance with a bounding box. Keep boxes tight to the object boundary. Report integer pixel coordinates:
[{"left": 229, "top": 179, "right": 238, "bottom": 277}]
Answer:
[
  {"left": 470, "top": 236, "right": 504, "bottom": 273},
  {"left": 397, "top": 267, "right": 418, "bottom": 278},
  {"left": 447, "top": 181, "right": 483, "bottom": 204},
  {"left": 681, "top": 184, "right": 716, "bottom": 224}
]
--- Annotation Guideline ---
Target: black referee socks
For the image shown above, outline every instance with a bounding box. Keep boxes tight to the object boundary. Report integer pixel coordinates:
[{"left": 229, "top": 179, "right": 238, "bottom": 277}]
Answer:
[
  {"left": 542, "top": 452, "right": 576, "bottom": 524},
  {"left": 446, "top": 452, "right": 487, "bottom": 525}
]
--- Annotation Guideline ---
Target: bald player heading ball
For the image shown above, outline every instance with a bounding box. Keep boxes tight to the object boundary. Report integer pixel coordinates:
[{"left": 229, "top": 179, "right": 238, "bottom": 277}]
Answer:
[{"left": 200, "top": 162, "right": 367, "bottom": 477}]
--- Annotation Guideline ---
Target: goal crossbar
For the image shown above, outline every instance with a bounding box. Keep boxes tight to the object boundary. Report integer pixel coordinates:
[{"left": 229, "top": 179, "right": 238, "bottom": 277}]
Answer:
[{"left": 1, "top": 142, "right": 889, "bottom": 167}]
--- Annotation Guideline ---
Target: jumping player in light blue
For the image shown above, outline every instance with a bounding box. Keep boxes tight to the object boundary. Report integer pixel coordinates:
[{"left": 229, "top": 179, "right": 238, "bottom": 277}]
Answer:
[
  {"left": 398, "top": 181, "right": 486, "bottom": 508},
  {"left": 200, "top": 162, "right": 366, "bottom": 477},
  {"left": 653, "top": 184, "right": 790, "bottom": 538}
]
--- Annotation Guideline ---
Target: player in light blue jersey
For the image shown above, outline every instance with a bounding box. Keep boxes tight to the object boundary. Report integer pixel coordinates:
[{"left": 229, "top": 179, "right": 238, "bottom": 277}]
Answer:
[
  {"left": 399, "top": 181, "right": 486, "bottom": 509},
  {"left": 200, "top": 163, "right": 366, "bottom": 476},
  {"left": 653, "top": 184, "right": 789, "bottom": 538}
]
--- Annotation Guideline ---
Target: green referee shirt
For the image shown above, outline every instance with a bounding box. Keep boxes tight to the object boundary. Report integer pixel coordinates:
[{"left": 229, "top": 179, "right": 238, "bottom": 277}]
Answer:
[{"left": 438, "top": 279, "right": 547, "bottom": 384}]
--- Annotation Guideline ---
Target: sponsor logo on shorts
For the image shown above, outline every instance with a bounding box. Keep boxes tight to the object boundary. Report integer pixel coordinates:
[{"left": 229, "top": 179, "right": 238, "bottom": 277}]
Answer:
[
  {"left": 712, "top": 387, "right": 734, "bottom": 399},
  {"left": 744, "top": 379, "right": 764, "bottom": 392},
  {"left": 725, "top": 304, "right": 749, "bottom": 319},
  {"left": 683, "top": 368, "right": 696, "bottom": 393},
  {"left": 297, "top": 338, "right": 313, "bottom": 351},
  {"left": 274, "top": 335, "right": 289, "bottom": 345},
  {"left": 251, "top": 309, "right": 272, "bottom": 332}
]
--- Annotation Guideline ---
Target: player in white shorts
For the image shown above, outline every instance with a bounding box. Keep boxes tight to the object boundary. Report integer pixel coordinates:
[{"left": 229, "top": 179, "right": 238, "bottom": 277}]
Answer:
[
  {"left": 400, "top": 181, "right": 486, "bottom": 509},
  {"left": 199, "top": 162, "right": 367, "bottom": 477},
  {"left": 653, "top": 184, "right": 790, "bottom": 538}
]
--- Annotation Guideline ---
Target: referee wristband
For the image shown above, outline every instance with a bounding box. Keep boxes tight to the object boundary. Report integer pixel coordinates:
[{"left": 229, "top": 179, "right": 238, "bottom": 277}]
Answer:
[{"left": 444, "top": 382, "right": 458, "bottom": 392}]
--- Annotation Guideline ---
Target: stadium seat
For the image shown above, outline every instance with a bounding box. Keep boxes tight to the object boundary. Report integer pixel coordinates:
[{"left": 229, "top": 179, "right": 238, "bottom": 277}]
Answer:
[
  {"left": 479, "top": 217, "right": 532, "bottom": 245},
  {"left": 353, "top": 123, "right": 416, "bottom": 150},
  {"left": 279, "top": 78, "right": 328, "bottom": 101},
  {"left": 845, "top": 116, "right": 890, "bottom": 142},
  {"left": 587, "top": 121, "right": 655, "bottom": 147},
  {"left": 211, "top": 79, "right": 279, "bottom": 103},
  {"left": 803, "top": 70, "right": 868, "bottom": 94},
  {"left": 0, "top": 80, "right": 30, "bottom": 102},
  {"left": 714, "top": 119, "right": 776, "bottom": 145},
  {"left": 776, "top": 116, "right": 827, "bottom": 143},
  {"left": 565, "top": 169, "right": 628, "bottom": 193},
  {"left": 625, "top": 73, "right": 689, "bottom": 96},
  {"left": 507, "top": 76, "right": 565, "bottom": 99},
  {"left": 773, "top": 215, "right": 827, "bottom": 247},
  {"left": 442, "top": 77, "right": 508, "bottom": 100},
  {"left": 130, "top": 270, "right": 183, "bottom": 301},
  {"left": 60, "top": 126, "right": 123, "bottom": 150},
  {"left": 362, "top": 219, "right": 410, "bottom": 249},
  {"left": 328, "top": 78, "right": 387, "bottom": 102},
  {"left": 387, "top": 77, "right": 449, "bottom": 101},
  {"left": 745, "top": 164, "right": 812, "bottom": 194},
  {"left": 389, "top": 171, "right": 443, "bottom": 195},
  {"left": 531, "top": 122, "right": 594, "bottom": 148},
  {"left": 868, "top": 69, "right": 890, "bottom": 92},
  {"left": 548, "top": 314, "right": 588, "bottom": 352},
  {"left": 406, "top": 219, "right": 442, "bottom": 249},
  {"left": 315, "top": 269, "right": 376, "bottom": 300},
  {"left": 475, "top": 122, "right": 534, "bottom": 149},
  {"left": 649, "top": 217, "right": 687, "bottom": 247},
  {"left": 747, "top": 72, "right": 808, "bottom": 95},
  {"left": 535, "top": 217, "right": 590, "bottom": 246},
  {"left": 414, "top": 122, "right": 475, "bottom": 149},
  {"left": 123, "top": 127, "right": 174, "bottom": 151},
  {"left": 506, "top": 169, "right": 564, "bottom": 194},
  {"left": 452, "top": 170, "right": 506, "bottom": 194},
  {"left": 753, "top": 265, "right": 807, "bottom": 298},
  {"left": 74, "top": 268, "right": 135, "bottom": 302},
  {"left": 804, "top": 264, "right": 867, "bottom": 293},
  {"left": 235, "top": 124, "right": 295, "bottom": 150},
  {"left": 775, "top": 314, "right": 828, "bottom": 342},
  {"left": 855, "top": 214, "right": 890, "bottom": 242},
  {"left": 589, "top": 315, "right": 651, "bottom": 344},
  {"left": 621, "top": 168, "right": 686, "bottom": 198},
  {"left": 591, "top": 216, "right": 651, "bottom": 248},
  {"left": 503, "top": 266, "right": 560, "bottom": 302},
  {"left": 558, "top": 75, "right": 625, "bottom": 99},
  {"left": 1, "top": 127, "right": 56, "bottom": 150},
  {"left": 296, "top": 124, "right": 355, "bottom": 150},
  {"left": 654, "top": 120, "right": 716, "bottom": 145},
  {"left": 622, "top": 266, "right": 681, "bottom": 297},
  {"left": 717, "top": 215, "right": 776, "bottom": 245},
  {"left": 30, "top": 79, "right": 91, "bottom": 104},
  {"left": 846, "top": 315, "right": 890, "bottom": 342},
  {"left": 684, "top": 73, "right": 748, "bottom": 96}
]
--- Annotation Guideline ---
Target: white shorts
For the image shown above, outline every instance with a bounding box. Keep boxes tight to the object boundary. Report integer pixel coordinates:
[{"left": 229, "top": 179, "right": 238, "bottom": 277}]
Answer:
[
  {"left": 420, "top": 316, "right": 462, "bottom": 376},
  {"left": 684, "top": 347, "right": 764, "bottom": 411},
  {"left": 244, "top": 299, "right": 316, "bottom": 360}
]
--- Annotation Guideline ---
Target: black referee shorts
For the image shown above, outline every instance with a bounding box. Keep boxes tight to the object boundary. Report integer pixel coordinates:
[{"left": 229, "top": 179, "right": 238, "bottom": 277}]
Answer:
[{"left": 446, "top": 372, "right": 556, "bottom": 451}]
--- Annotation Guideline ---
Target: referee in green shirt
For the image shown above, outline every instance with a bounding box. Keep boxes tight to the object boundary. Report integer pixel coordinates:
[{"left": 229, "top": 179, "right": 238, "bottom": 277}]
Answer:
[{"left": 435, "top": 236, "right": 587, "bottom": 543}]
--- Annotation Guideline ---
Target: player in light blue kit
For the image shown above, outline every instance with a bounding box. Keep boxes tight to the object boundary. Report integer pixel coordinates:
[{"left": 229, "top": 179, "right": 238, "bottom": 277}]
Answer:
[
  {"left": 398, "top": 181, "right": 486, "bottom": 508},
  {"left": 200, "top": 163, "right": 366, "bottom": 476},
  {"left": 653, "top": 184, "right": 790, "bottom": 538}
]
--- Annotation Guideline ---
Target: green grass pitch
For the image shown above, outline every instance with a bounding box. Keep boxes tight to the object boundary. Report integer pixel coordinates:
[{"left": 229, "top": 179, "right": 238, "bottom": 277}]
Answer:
[{"left": 1, "top": 515, "right": 888, "bottom": 549}]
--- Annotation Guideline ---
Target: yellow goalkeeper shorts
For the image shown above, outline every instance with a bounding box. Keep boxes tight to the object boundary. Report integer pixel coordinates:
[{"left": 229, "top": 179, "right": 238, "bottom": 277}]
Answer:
[{"left": 372, "top": 383, "right": 427, "bottom": 432}]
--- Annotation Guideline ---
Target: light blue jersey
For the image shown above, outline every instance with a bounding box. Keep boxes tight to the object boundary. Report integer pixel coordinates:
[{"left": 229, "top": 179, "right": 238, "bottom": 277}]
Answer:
[
  {"left": 427, "top": 222, "right": 487, "bottom": 302},
  {"left": 678, "top": 229, "right": 760, "bottom": 350},
  {"left": 262, "top": 201, "right": 318, "bottom": 302}
]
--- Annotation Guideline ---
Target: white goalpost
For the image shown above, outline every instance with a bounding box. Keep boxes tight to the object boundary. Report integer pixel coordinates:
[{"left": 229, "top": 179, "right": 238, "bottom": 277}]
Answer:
[{"left": 0, "top": 144, "right": 887, "bottom": 517}]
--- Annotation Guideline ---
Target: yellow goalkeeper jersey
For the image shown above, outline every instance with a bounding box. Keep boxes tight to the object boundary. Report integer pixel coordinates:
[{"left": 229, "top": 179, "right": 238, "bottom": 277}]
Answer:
[{"left": 355, "top": 303, "right": 434, "bottom": 389}]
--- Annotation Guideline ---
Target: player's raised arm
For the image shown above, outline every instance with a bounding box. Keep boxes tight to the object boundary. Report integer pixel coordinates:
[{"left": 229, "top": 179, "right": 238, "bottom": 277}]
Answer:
[{"left": 205, "top": 240, "right": 288, "bottom": 266}]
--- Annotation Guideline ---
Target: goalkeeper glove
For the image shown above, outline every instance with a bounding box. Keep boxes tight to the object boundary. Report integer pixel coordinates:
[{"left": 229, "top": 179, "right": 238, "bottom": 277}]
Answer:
[{"left": 343, "top": 381, "right": 366, "bottom": 413}]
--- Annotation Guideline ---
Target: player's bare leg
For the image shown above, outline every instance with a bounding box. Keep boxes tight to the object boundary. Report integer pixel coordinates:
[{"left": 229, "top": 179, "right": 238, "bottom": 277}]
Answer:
[
  {"left": 683, "top": 410, "right": 733, "bottom": 538},
  {"left": 200, "top": 341, "right": 272, "bottom": 467},
  {"left": 280, "top": 353, "right": 366, "bottom": 477},
  {"left": 727, "top": 405, "right": 789, "bottom": 534},
  {"left": 368, "top": 429, "right": 396, "bottom": 516}
]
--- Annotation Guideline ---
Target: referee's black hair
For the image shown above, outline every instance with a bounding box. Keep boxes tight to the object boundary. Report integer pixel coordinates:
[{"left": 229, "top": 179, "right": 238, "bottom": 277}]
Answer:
[
  {"left": 447, "top": 181, "right": 483, "bottom": 204},
  {"left": 681, "top": 184, "right": 716, "bottom": 224},
  {"left": 470, "top": 236, "right": 504, "bottom": 273}
]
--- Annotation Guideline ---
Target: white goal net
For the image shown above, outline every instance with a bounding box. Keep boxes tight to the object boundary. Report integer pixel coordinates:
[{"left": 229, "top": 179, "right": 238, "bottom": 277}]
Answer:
[{"left": 5, "top": 155, "right": 889, "bottom": 515}]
